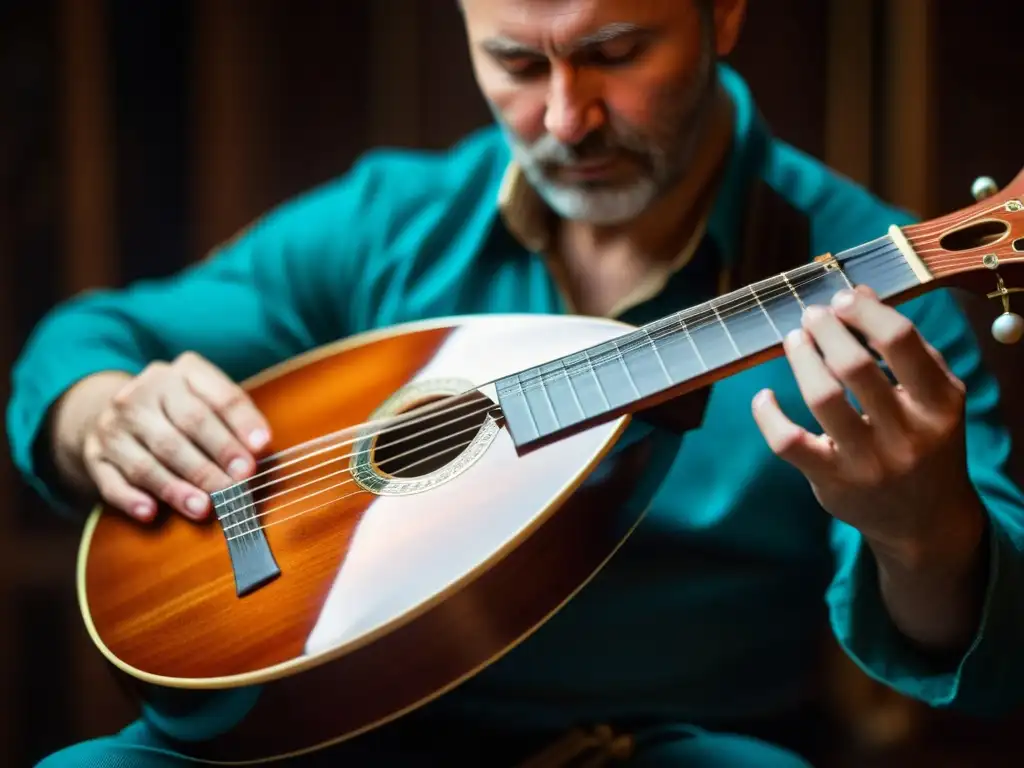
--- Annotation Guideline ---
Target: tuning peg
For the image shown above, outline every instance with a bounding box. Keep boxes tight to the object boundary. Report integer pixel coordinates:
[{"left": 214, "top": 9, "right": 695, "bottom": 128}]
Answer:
[
  {"left": 992, "top": 311, "right": 1024, "bottom": 344},
  {"left": 972, "top": 176, "right": 999, "bottom": 201},
  {"left": 987, "top": 273, "right": 1024, "bottom": 344}
]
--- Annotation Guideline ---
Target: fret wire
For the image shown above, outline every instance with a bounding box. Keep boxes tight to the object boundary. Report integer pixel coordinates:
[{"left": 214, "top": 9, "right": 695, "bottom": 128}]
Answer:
[
  {"left": 709, "top": 299, "right": 742, "bottom": 356},
  {"left": 642, "top": 326, "right": 673, "bottom": 385},
  {"left": 676, "top": 316, "right": 709, "bottom": 371},
  {"left": 582, "top": 348, "right": 611, "bottom": 409},
  {"left": 536, "top": 371, "right": 560, "bottom": 428},
  {"left": 510, "top": 240, "right": 908, "bottom": 399},
  {"left": 837, "top": 263, "right": 854, "bottom": 289},
  {"left": 781, "top": 273, "right": 806, "bottom": 310},
  {"left": 750, "top": 283, "right": 784, "bottom": 340},
  {"left": 611, "top": 339, "right": 641, "bottom": 397},
  {"left": 496, "top": 237, "right": 922, "bottom": 449},
  {"left": 559, "top": 357, "right": 586, "bottom": 417},
  {"left": 515, "top": 372, "right": 541, "bottom": 436}
]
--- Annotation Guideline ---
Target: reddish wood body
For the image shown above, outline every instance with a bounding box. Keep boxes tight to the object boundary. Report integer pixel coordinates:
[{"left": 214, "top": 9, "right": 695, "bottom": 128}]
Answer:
[{"left": 78, "top": 315, "right": 680, "bottom": 763}]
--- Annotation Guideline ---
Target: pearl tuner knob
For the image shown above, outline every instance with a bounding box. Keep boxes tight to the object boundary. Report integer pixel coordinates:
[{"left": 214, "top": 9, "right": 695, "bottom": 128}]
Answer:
[
  {"left": 992, "top": 312, "right": 1024, "bottom": 344},
  {"left": 972, "top": 176, "right": 999, "bottom": 201}
]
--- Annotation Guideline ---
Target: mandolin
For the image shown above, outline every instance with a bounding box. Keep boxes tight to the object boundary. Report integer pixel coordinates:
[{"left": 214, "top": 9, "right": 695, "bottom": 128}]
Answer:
[{"left": 77, "top": 168, "right": 1024, "bottom": 763}]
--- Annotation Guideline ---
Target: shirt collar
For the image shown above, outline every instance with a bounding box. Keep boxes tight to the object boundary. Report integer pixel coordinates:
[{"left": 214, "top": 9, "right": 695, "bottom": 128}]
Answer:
[{"left": 497, "top": 64, "right": 770, "bottom": 269}]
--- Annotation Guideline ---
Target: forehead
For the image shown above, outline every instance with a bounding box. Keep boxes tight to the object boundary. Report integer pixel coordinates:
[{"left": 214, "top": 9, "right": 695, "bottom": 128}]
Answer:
[{"left": 462, "top": 0, "right": 683, "bottom": 44}]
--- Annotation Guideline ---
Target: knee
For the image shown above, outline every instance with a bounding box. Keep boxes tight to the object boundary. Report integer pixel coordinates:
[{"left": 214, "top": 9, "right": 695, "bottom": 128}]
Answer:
[
  {"left": 35, "top": 741, "right": 108, "bottom": 768},
  {"left": 34, "top": 736, "right": 186, "bottom": 768},
  {"left": 632, "top": 729, "right": 813, "bottom": 767}
]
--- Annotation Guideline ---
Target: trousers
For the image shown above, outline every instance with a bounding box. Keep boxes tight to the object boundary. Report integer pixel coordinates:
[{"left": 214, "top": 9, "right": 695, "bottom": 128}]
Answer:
[{"left": 37, "top": 715, "right": 816, "bottom": 768}]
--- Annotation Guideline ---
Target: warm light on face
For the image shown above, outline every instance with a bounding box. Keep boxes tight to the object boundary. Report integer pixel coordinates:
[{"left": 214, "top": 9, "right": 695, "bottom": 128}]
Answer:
[{"left": 461, "top": 0, "right": 722, "bottom": 225}]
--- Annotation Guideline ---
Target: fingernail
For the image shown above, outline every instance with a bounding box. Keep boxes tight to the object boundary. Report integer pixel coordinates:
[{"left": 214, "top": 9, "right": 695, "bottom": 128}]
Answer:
[
  {"left": 228, "top": 458, "right": 250, "bottom": 479},
  {"left": 785, "top": 328, "right": 803, "bottom": 346},
  {"left": 802, "top": 305, "right": 828, "bottom": 322},
  {"left": 249, "top": 429, "right": 269, "bottom": 450},
  {"left": 133, "top": 503, "right": 154, "bottom": 521},
  {"left": 185, "top": 495, "right": 208, "bottom": 517},
  {"left": 832, "top": 289, "right": 855, "bottom": 309}
]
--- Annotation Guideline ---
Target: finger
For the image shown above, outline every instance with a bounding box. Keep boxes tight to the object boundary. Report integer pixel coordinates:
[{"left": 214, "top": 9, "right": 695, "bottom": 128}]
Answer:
[
  {"left": 924, "top": 340, "right": 967, "bottom": 392},
  {"left": 177, "top": 353, "right": 271, "bottom": 453},
  {"left": 831, "top": 288, "right": 954, "bottom": 408},
  {"left": 162, "top": 378, "right": 255, "bottom": 481},
  {"left": 801, "top": 302, "right": 906, "bottom": 432},
  {"left": 134, "top": 410, "right": 235, "bottom": 495},
  {"left": 83, "top": 435, "right": 157, "bottom": 522},
  {"left": 783, "top": 323, "right": 872, "bottom": 447},
  {"left": 102, "top": 430, "right": 210, "bottom": 520},
  {"left": 752, "top": 389, "right": 835, "bottom": 478}
]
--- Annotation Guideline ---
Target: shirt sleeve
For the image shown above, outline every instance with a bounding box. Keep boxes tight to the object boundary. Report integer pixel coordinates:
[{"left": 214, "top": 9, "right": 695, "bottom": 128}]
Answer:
[
  {"left": 826, "top": 285, "right": 1024, "bottom": 716},
  {"left": 5, "top": 158, "right": 379, "bottom": 519}
]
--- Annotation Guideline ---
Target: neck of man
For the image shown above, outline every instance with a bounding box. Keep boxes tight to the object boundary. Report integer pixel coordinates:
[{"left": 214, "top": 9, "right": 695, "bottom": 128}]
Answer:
[{"left": 558, "top": 83, "right": 734, "bottom": 267}]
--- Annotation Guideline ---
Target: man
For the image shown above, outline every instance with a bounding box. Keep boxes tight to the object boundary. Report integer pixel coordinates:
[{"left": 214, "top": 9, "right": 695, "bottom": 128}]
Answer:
[{"left": 9, "top": 0, "right": 1024, "bottom": 765}]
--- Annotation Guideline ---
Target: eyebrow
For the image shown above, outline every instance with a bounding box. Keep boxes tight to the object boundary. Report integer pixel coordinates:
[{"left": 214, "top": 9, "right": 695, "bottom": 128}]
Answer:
[{"left": 481, "top": 22, "right": 646, "bottom": 58}]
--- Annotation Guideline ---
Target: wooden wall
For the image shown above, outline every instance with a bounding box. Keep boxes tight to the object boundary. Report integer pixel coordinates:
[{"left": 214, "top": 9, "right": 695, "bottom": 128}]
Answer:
[{"left": 1, "top": 1, "right": 1021, "bottom": 765}]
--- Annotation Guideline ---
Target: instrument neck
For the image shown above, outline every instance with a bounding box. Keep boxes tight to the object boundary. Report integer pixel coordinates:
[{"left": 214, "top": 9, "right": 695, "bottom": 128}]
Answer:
[{"left": 496, "top": 230, "right": 927, "bottom": 452}]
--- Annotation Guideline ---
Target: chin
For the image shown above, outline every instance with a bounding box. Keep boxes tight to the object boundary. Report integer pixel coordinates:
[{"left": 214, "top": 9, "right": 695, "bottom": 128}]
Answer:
[{"left": 537, "top": 180, "right": 659, "bottom": 226}]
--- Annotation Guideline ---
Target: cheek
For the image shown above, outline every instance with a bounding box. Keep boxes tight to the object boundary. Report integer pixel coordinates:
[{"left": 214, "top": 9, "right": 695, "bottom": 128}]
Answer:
[
  {"left": 603, "top": 47, "right": 703, "bottom": 132},
  {"left": 481, "top": 76, "right": 550, "bottom": 144},
  {"left": 603, "top": 84, "right": 656, "bottom": 130}
]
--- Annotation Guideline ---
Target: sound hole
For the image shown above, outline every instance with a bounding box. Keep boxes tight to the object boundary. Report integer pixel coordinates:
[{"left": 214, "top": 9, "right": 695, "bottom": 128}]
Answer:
[
  {"left": 372, "top": 391, "right": 494, "bottom": 478},
  {"left": 939, "top": 219, "right": 1009, "bottom": 251},
  {"left": 1013, "top": 237, "right": 1024, "bottom": 253}
]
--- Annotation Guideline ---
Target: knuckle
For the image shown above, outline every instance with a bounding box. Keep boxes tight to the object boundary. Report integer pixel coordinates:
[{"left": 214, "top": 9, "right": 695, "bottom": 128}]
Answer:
[
  {"left": 877, "top": 320, "right": 916, "bottom": 354},
  {"left": 122, "top": 458, "right": 156, "bottom": 488},
  {"left": 95, "top": 408, "right": 119, "bottom": 436},
  {"left": 110, "top": 377, "right": 141, "bottom": 406},
  {"left": 141, "top": 360, "right": 171, "bottom": 380},
  {"left": 832, "top": 356, "right": 876, "bottom": 383},
  {"left": 95, "top": 475, "right": 123, "bottom": 501},
  {"left": 176, "top": 405, "right": 209, "bottom": 436},
  {"left": 769, "top": 429, "right": 803, "bottom": 458},
  {"left": 174, "top": 351, "right": 203, "bottom": 369},
  {"left": 110, "top": 386, "right": 146, "bottom": 417},
  {"left": 807, "top": 385, "right": 846, "bottom": 413},
  {"left": 82, "top": 433, "right": 105, "bottom": 463},
  {"left": 192, "top": 462, "right": 227, "bottom": 491},
  {"left": 149, "top": 430, "right": 182, "bottom": 462},
  {"left": 208, "top": 387, "right": 248, "bottom": 416}
]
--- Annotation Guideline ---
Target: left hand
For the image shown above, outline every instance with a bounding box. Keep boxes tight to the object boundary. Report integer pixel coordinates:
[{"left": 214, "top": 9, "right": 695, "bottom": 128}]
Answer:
[{"left": 752, "top": 285, "right": 983, "bottom": 567}]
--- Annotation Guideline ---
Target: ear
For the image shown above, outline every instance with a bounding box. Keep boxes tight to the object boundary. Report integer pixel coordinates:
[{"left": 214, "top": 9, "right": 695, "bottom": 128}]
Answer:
[{"left": 713, "top": 0, "right": 747, "bottom": 57}]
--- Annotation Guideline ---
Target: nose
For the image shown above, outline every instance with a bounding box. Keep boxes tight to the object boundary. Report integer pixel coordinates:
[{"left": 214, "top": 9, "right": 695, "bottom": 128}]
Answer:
[{"left": 544, "top": 65, "right": 604, "bottom": 145}]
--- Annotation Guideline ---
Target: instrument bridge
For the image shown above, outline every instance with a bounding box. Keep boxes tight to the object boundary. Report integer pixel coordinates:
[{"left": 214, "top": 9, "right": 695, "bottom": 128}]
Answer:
[{"left": 212, "top": 480, "right": 281, "bottom": 597}]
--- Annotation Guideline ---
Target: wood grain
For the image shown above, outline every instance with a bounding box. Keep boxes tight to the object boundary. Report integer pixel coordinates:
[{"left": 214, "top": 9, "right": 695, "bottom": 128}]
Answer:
[
  {"left": 77, "top": 314, "right": 672, "bottom": 763},
  {"left": 83, "top": 325, "right": 453, "bottom": 678}
]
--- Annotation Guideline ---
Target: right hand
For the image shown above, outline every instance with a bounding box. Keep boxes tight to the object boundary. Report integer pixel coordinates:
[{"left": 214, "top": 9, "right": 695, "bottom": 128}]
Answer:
[{"left": 56, "top": 352, "right": 271, "bottom": 523}]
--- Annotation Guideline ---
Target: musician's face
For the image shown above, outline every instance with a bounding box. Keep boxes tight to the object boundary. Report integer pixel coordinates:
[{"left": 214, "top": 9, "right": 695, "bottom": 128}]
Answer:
[{"left": 460, "top": 0, "right": 746, "bottom": 225}]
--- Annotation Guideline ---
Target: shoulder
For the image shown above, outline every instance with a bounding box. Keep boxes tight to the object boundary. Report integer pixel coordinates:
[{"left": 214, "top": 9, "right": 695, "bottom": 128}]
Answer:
[
  {"left": 759, "top": 138, "right": 917, "bottom": 255},
  {"left": 244, "top": 125, "right": 510, "bottom": 251}
]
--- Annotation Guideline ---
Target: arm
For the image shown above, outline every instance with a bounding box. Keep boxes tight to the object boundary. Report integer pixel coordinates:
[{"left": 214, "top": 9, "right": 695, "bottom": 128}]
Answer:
[
  {"left": 6, "top": 162, "right": 373, "bottom": 519},
  {"left": 826, "top": 286, "right": 1024, "bottom": 715}
]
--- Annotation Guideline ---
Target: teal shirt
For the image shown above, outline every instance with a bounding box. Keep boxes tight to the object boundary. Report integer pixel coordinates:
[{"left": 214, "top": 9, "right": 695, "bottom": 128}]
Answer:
[{"left": 9, "top": 66, "right": 1024, "bottom": 734}]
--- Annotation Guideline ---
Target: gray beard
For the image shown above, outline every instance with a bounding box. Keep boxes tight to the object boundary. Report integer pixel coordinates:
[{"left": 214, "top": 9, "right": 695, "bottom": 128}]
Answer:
[{"left": 494, "top": 21, "right": 719, "bottom": 226}]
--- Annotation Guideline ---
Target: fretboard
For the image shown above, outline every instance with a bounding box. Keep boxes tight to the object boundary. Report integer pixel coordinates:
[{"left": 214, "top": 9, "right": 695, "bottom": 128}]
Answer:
[{"left": 496, "top": 233, "right": 924, "bottom": 452}]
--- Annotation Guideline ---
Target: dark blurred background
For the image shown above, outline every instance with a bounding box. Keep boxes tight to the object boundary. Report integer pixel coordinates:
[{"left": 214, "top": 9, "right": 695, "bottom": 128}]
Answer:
[{"left": 2, "top": 1, "right": 1023, "bottom": 766}]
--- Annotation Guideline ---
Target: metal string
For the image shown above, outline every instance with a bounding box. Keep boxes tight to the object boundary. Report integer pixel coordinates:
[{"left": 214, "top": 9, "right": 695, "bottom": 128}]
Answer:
[{"left": 214, "top": 196, "right": 1019, "bottom": 530}]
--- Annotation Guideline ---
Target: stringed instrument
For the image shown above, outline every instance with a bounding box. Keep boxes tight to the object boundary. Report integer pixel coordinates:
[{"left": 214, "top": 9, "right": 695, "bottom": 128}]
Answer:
[{"left": 77, "top": 168, "right": 1024, "bottom": 763}]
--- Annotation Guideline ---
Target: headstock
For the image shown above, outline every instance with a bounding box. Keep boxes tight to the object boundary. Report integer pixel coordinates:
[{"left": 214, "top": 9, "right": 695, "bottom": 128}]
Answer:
[{"left": 902, "top": 166, "right": 1024, "bottom": 344}]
